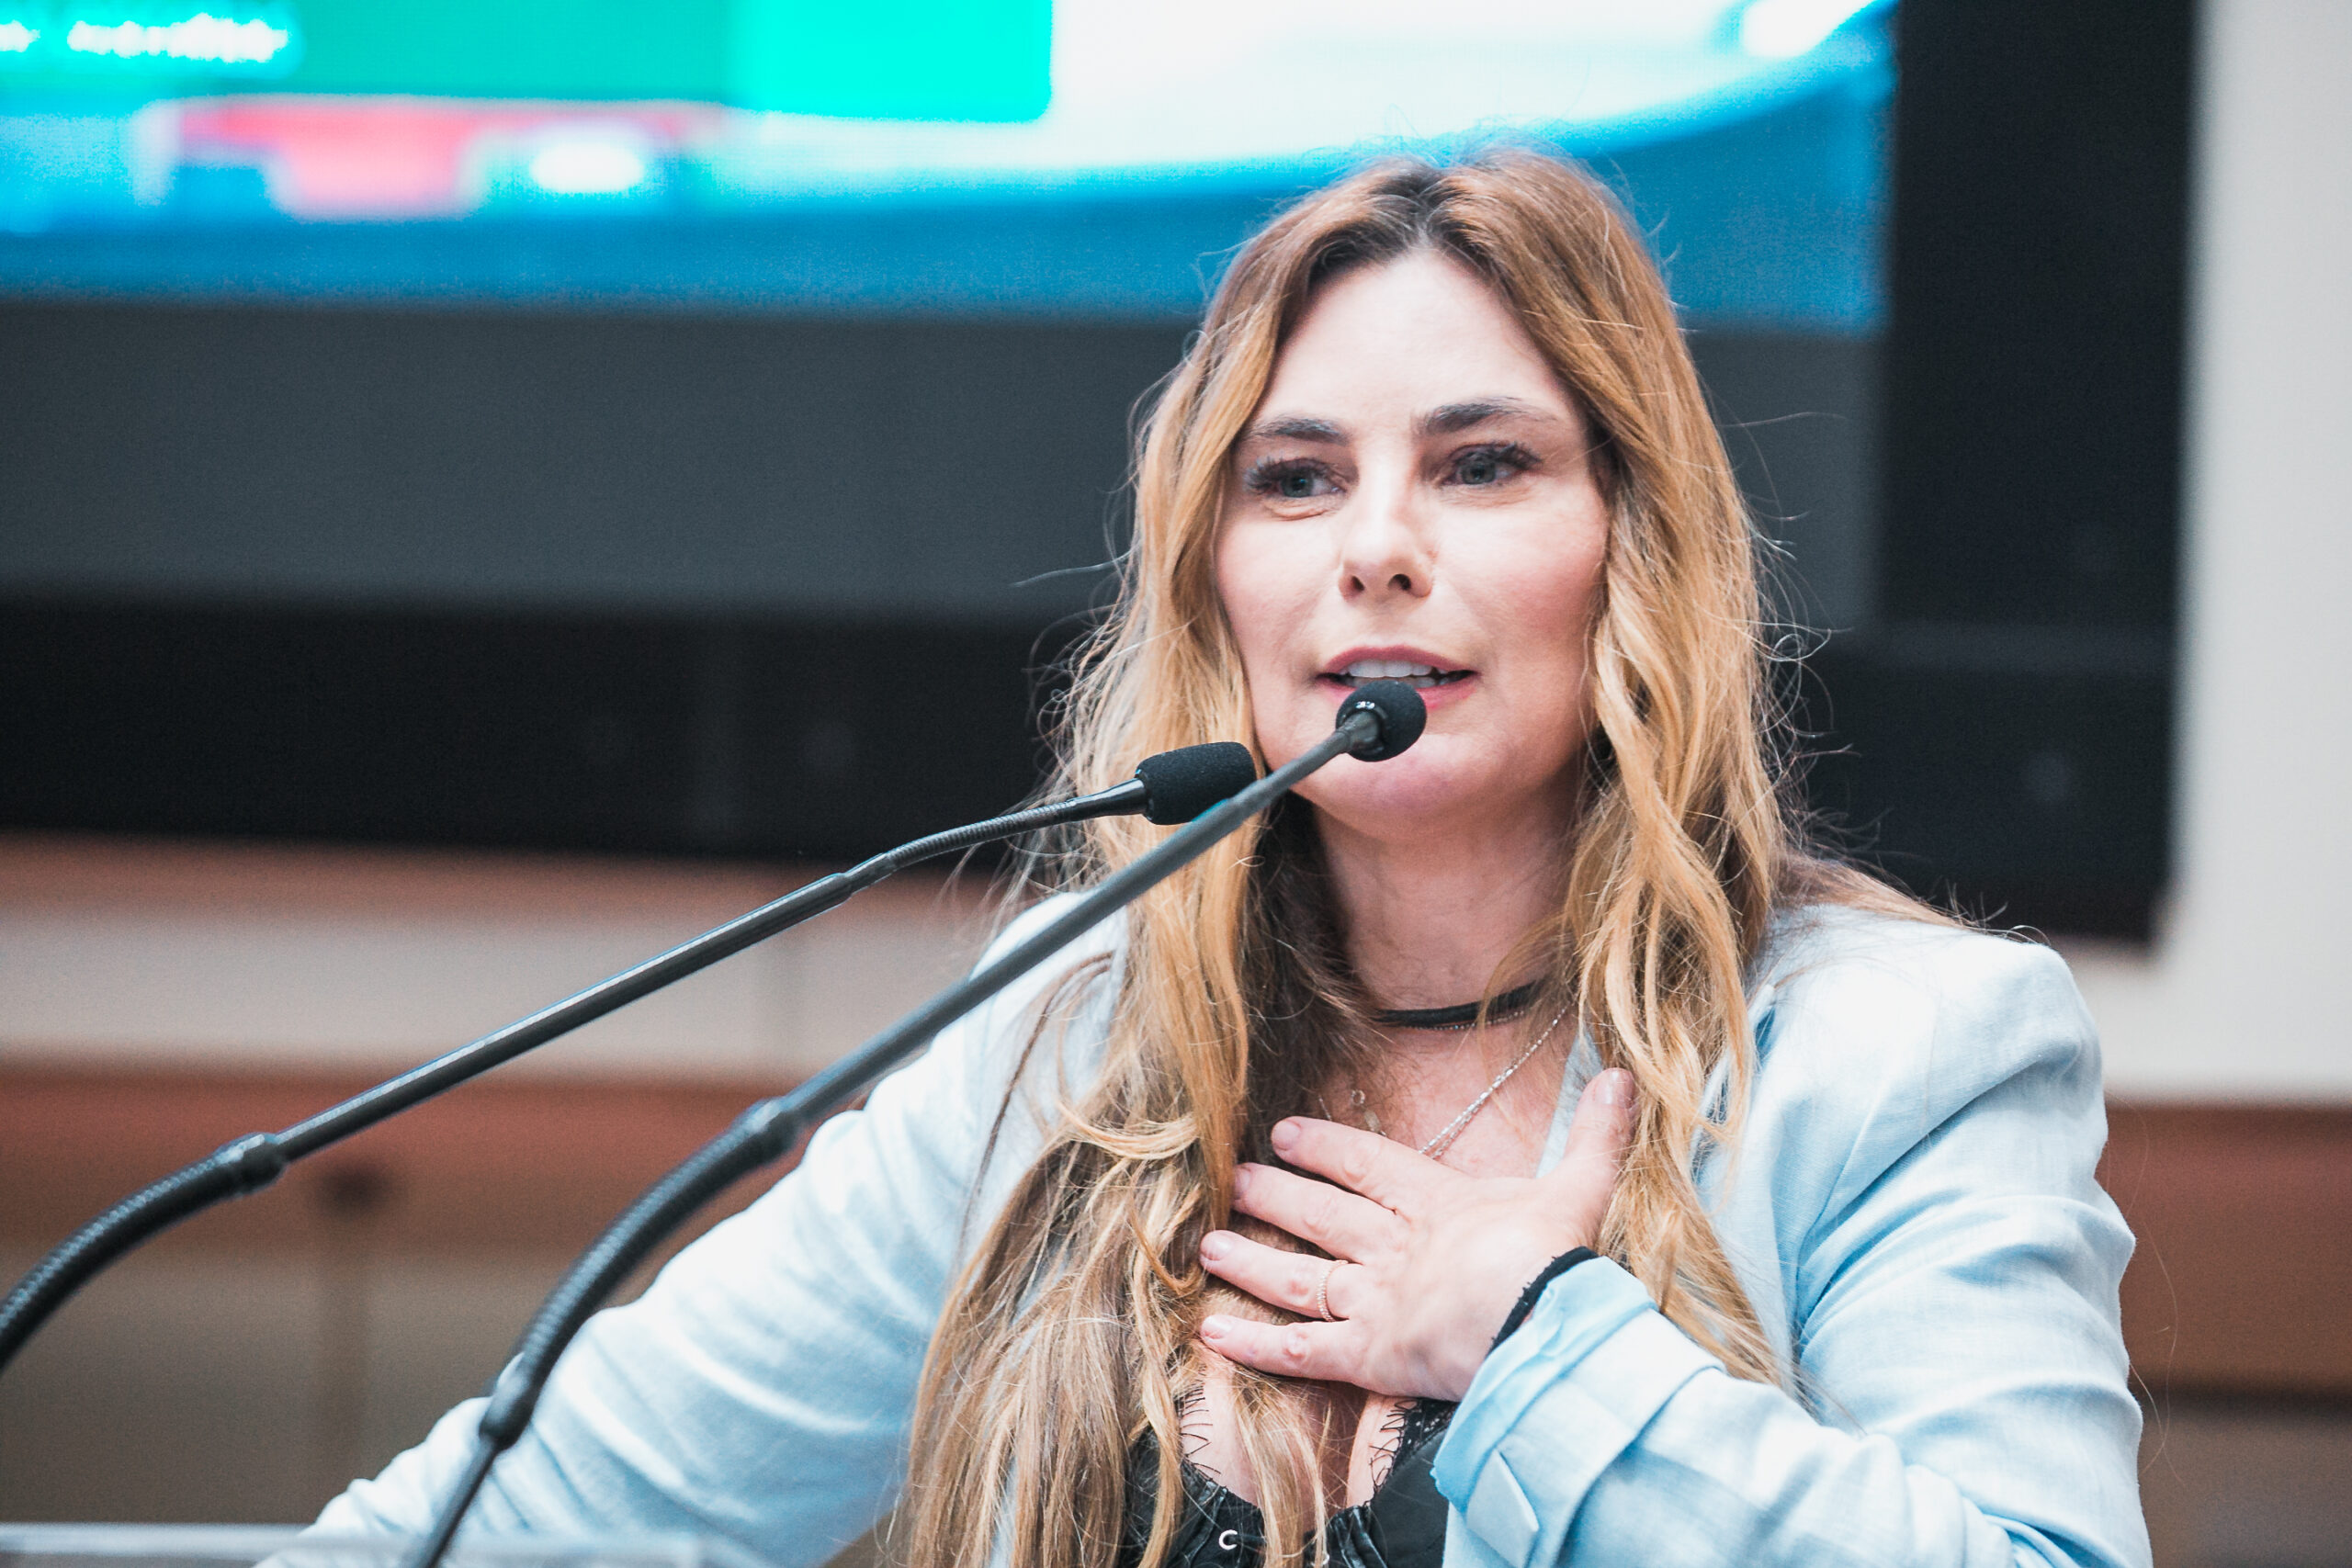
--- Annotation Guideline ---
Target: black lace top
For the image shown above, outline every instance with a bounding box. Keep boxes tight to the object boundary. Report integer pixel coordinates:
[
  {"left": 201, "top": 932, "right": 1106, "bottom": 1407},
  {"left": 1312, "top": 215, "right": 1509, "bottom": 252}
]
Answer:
[{"left": 1117, "top": 1401, "right": 1456, "bottom": 1568}]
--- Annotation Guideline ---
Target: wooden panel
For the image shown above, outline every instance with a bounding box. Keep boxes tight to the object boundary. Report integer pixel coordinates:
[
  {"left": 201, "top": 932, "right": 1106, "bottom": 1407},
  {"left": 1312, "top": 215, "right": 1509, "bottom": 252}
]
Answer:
[
  {"left": 6, "top": 1071, "right": 2348, "bottom": 1397},
  {"left": 2102, "top": 1103, "right": 2352, "bottom": 1396}
]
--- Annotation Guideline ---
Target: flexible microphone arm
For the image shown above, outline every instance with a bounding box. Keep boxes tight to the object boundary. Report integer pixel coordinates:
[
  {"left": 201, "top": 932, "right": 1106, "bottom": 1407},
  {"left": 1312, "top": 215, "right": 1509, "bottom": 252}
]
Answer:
[
  {"left": 402, "top": 682, "right": 1427, "bottom": 1568},
  {"left": 0, "top": 742, "right": 1259, "bottom": 1376}
]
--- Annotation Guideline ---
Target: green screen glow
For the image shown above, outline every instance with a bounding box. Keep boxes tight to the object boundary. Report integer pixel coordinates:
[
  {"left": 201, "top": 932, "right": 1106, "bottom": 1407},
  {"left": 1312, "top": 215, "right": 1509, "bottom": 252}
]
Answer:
[{"left": 0, "top": 0, "right": 1055, "bottom": 119}]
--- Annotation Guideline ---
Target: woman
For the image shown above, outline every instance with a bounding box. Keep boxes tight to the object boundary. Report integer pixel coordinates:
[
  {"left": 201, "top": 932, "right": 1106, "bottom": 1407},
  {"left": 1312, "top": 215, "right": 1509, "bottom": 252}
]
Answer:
[{"left": 320, "top": 152, "right": 2148, "bottom": 1568}]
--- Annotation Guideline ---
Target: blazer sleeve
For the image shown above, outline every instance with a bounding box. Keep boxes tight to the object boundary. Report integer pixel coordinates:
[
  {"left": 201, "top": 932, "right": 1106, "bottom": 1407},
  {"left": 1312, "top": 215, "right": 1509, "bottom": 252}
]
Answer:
[
  {"left": 1430, "top": 925, "right": 2149, "bottom": 1568},
  {"left": 311, "top": 898, "right": 1115, "bottom": 1568}
]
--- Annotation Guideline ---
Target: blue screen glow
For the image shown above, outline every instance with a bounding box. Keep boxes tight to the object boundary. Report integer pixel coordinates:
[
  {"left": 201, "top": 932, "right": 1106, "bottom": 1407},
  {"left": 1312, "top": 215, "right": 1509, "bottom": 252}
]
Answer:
[{"left": 0, "top": 0, "right": 1891, "bottom": 328}]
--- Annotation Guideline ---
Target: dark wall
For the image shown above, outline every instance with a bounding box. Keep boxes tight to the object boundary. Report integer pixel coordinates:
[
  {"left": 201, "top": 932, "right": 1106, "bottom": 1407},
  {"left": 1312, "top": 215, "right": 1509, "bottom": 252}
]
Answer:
[
  {"left": 1692, "top": 331, "right": 1881, "bottom": 633},
  {"left": 0, "top": 304, "right": 1191, "bottom": 860},
  {"left": 0, "top": 605, "right": 1074, "bottom": 860},
  {"left": 1804, "top": 0, "right": 2192, "bottom": 935},
  {"left": 0, "top": 305, "right": 1183, "bottom": 625}
]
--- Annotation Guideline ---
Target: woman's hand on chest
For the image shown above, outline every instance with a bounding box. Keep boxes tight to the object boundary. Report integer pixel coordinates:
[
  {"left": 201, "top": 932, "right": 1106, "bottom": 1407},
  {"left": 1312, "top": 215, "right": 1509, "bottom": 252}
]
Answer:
[{"left": 1196, "top": 1068, "right": 1634, "bottom": 1402}]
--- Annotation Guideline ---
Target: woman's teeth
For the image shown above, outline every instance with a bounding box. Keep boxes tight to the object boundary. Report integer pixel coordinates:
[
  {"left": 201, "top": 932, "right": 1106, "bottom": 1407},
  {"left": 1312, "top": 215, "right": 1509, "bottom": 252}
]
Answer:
[{"left": 1338, "top": 660, "right": 1467, "bottom": 690}]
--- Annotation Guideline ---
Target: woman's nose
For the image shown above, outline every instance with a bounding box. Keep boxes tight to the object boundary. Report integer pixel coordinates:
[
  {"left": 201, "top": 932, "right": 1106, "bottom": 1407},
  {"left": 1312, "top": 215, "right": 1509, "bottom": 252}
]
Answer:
[{"left": 1338, "top": 485, "right": 1432, "bottom": 602}]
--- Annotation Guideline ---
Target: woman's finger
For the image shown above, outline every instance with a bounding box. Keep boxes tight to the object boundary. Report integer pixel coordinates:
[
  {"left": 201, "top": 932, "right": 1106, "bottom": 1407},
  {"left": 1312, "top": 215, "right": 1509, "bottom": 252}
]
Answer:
[
  {"left": 1539, "top": 1068, "right": 1637, "bottom": 1245},
  {"left": 1197, "top": 1312, "right": 1364, "bottom": 1383},
  {"left": 1231, "top": 1162, "right": 1403, "bottom": 1258},
  {"left": 1198, "top": 1231, "right": 1362, "bottom": 1320},
  {"left": 1267, "top": 1116, "right": 1450, "bottom": 1215}
]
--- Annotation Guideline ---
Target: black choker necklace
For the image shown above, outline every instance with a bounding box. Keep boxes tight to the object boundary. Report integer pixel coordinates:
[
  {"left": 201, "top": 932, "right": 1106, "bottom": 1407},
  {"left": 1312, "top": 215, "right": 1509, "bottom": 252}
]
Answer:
[{"left": 1370, "top": 977, "right": 1547, "bottom": 1032}]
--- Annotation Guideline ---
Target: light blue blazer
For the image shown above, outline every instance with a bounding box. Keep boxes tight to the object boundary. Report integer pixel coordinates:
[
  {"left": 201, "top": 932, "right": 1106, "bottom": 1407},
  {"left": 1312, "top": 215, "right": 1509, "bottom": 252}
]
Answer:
[{"left": 317, "top": 899, "right": 2150, "bottom": 1568}]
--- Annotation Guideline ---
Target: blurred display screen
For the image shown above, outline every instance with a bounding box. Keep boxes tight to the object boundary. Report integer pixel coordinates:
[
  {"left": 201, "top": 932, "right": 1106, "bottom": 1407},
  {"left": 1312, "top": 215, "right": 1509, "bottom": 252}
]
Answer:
[{"left": 0, "top": 0, "right": 1890, "bottom": 325}]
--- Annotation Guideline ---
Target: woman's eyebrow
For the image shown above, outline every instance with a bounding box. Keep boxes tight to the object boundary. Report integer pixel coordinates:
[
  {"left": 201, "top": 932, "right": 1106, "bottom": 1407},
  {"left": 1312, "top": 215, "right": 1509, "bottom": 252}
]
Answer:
[
  {"left": 1242, "top": 413, "right": 1349, "bottom": 445},
  {"left": 1417, "top": 398, "right": 1557, "bottom": 436}
]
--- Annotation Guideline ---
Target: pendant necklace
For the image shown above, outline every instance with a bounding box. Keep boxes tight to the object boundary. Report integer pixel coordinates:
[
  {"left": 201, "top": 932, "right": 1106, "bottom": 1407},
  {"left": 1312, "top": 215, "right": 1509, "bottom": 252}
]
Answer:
[
  {"left": 1410, "top": 1003, "right": 1571, "bottom": 1161},
  {"left": 1323, "top": 981, "right": 1572, "bottom": 1162}
]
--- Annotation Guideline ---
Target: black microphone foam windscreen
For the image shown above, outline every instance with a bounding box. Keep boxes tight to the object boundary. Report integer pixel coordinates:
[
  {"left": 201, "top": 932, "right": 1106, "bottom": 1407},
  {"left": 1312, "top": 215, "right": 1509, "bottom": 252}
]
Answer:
[
  {"left": 1338, "top": 680, "right": 1427, "bottom": 761},
  {"left": 1135, "top": 741, "right": 1259, "bottom": 824}
]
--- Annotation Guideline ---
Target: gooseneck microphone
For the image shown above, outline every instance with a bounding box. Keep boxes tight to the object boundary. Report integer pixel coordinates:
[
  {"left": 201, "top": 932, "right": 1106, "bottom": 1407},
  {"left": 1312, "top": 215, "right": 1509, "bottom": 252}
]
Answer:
[
  {"left": 403, "top": 682, "right": 1428, "bottom": 1568},
  {"left": 0, "top": 741, "right": 1260, "bottom": 1376}
]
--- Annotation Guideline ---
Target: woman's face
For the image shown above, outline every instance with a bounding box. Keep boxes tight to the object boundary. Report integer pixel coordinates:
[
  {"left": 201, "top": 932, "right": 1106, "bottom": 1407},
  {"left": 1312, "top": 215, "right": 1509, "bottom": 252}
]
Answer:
[{"left": 1214, "top": 249, "right": 1611, "bottom": 842}]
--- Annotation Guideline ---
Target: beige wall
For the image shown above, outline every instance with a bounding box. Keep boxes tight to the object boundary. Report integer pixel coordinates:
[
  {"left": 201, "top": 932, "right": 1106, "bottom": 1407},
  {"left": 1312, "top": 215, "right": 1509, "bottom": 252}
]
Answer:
[
  {"left": 0, "top": 838, "right": 985, "bottom": 1085},
  {"left": 2062, "top": 0, "right": 2352, "bottom": 1101}
]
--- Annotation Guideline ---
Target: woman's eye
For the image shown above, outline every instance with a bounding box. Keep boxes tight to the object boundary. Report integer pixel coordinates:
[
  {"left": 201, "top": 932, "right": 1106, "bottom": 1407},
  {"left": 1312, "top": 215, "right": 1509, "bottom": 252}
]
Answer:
[
  {"left": 1251, "top": 462, "right": 1337, "bottom": 501},
  {"left": 1450, "top": 446, "right": 1525, "bottom": 487}
]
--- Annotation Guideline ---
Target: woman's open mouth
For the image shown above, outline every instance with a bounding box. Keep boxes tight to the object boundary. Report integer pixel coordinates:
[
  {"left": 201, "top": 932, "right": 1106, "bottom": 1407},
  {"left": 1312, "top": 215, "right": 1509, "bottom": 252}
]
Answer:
[{"left": 1323, "top": 658, "right": 1473, "bottom": 692}]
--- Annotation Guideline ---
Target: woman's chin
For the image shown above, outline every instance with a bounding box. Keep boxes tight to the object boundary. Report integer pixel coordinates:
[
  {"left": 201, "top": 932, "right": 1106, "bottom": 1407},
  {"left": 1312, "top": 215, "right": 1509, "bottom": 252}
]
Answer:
[{"left": 1296, "top": 744, "right": 1535, "bottom": 840}]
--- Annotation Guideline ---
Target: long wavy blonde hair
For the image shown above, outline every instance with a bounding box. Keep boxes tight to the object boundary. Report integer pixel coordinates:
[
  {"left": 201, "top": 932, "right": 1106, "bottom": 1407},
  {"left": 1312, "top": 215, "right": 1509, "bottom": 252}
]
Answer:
[{"left": 899, "top": 149, "right": 1913, "bottom": 1568}]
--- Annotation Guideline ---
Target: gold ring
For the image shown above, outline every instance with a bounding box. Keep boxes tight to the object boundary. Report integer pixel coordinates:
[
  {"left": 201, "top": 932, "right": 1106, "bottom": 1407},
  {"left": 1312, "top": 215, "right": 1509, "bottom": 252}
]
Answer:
[{"left": 1314, "top": 1259, "right": 1339, "bottom": 1322}]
